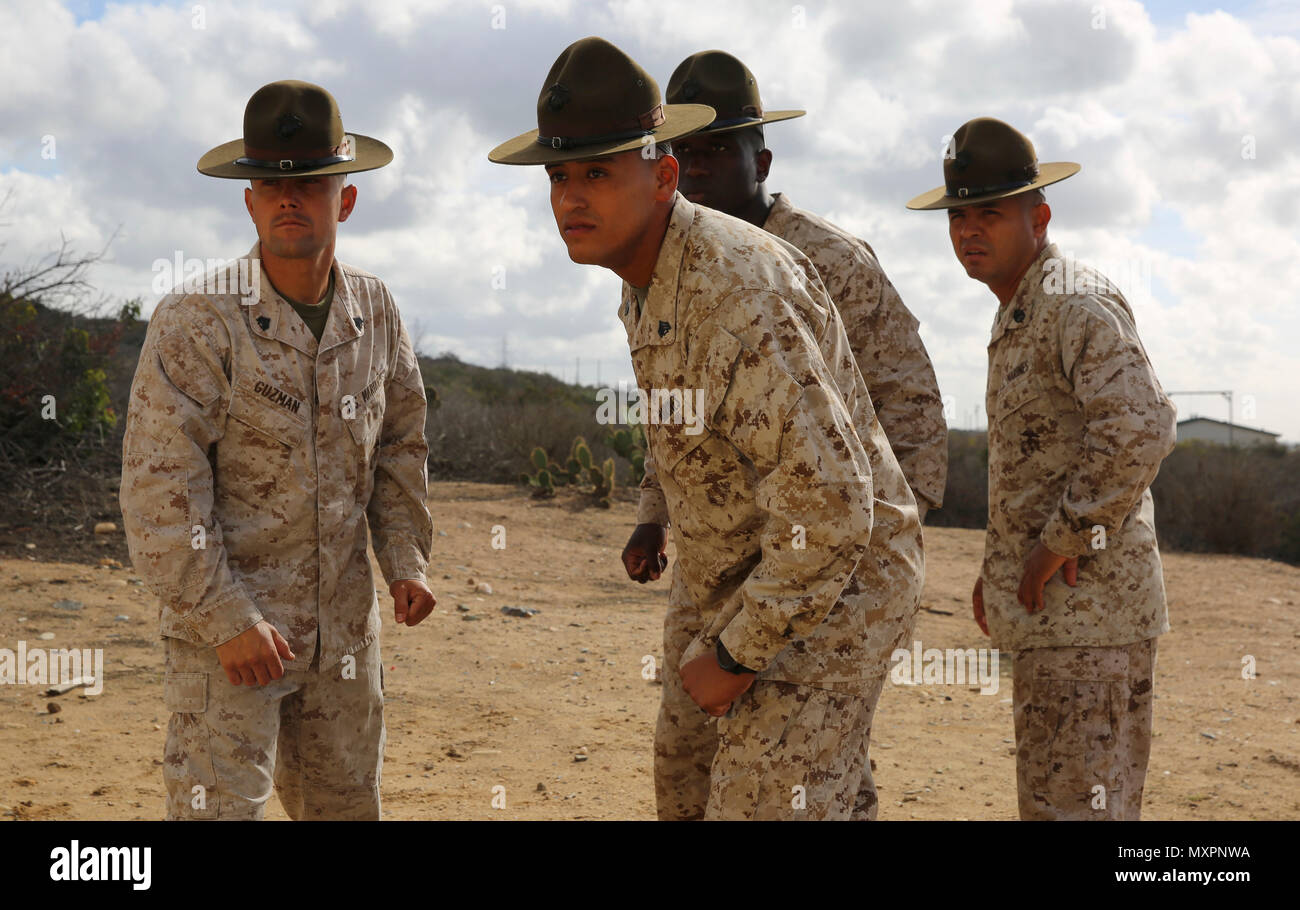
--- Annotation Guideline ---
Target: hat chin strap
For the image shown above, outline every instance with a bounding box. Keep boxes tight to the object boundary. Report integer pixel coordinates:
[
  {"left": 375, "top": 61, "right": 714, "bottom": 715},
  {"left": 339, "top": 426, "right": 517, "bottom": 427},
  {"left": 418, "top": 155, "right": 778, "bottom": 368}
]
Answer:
[
  {"left": 236, "top": 135, "right": 356, "bottom": 172},
  {"left": 706, "top": 115, "right": 764, "bottom": 130},
  {"left": 536, "top": 104, "right": 665, "bottom": 151},
  {"left": 951, "top": 178, "right": 1032, "bottom": 199}
]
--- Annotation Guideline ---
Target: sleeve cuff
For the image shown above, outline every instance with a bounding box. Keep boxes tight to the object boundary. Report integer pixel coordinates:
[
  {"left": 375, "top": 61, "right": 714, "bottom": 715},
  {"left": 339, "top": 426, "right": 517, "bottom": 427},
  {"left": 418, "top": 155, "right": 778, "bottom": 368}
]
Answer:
[
  {"left": 718, "top": 609, "right": 783, "bottom": 674},
  {"left": 378, "top": 546, "right": 429, "bottom": 587},
  {"left": 636, "top": 489, "right": 671, "bottom": 526},
  {"left": 184, "top": 594, "right": 265, "bottom": 648},
  {"left": 1039, "top": 510, "right": 1095, "bottom": 559}
]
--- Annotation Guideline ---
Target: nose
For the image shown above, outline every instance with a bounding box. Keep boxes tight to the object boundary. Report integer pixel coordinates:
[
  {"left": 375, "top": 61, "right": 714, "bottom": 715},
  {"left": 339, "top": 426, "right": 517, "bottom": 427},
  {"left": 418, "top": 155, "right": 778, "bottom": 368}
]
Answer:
[{"left": 271, "top": 181, "right": 303, "bottom": 207}]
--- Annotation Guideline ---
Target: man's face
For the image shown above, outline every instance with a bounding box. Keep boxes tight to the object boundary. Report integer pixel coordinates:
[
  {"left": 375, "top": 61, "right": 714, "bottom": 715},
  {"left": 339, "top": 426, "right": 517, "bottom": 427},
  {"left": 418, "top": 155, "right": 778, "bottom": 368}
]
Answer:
[
  {"left": 673, "top": 128, "right": 765, "bottom": 215},
  {"left": 244, "top": 174, "right": 354, "bottom": 259},
  {"left": 545, "top": 149, "right": 674, "bottom": 269},
  {"left": 947, "top": 194, "right": 1047, "bottom": 289}
]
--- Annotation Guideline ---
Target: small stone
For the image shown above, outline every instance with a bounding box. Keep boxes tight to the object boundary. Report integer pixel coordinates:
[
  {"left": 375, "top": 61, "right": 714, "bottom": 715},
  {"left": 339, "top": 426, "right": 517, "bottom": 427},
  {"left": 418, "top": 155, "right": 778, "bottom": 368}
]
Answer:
[
  {"left": 24, "top": 543, "right": 36, "bottom": 550},
  {"left": 475, "top": 582, "right": 492, "bottom": 595},
  {"left": 97, "top": 557, "right": 123, "bottom": 569},
  {"left": 536, "top": 782, "right": 547, "bottom": 792},
  {"left": 573, "top": 746, "right": 589, "bottom": 763},
  {"left": 93, "top": 522, "right": 117, "bottom": 535},
  {"left": 37, "top": 632, "right": 55, "bottom": 641},
  {"left": 461, "top": 615, "right": 481, "bottom": 622},
  {"left": 437, "top": 530, "right": 448, "bottom": 537},
  {"left": 1201, "top": 731, "right": 1217, "bottom": 740},
  {"left": 459, "top": 521, "right": 472, "bottom": 529},
  {"left": 114, "top": 615, "right": 130, "bottom": 622},
  {"left": 47, "top": 702, "right": 61, "bottom": 714},
  {"left": 52, "top": 600, "right": 83, "bottom": 611},
  {"left": 456, "top": 604, "right": 471, "bottom": 612},
  {"left": 501, "top": 605, "right": 538, "bottom": 618}
]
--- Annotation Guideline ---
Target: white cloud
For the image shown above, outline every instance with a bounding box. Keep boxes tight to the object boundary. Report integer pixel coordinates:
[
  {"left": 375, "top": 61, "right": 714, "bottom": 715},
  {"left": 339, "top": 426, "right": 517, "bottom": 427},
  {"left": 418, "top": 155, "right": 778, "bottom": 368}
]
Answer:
[{"left": 0, "top": 0, "right": 1297, "bottom": 442}]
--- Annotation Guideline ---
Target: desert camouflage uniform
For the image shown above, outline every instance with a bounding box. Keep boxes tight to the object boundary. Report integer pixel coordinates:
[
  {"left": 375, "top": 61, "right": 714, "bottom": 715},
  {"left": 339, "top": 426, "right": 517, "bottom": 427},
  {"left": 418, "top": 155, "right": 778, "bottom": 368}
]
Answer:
[
  {"left": 762, "top": 193, "right": 947, "bottom": 519},
  {"left": 121, "top": 244, "right": 432, "bottom": 819},
  {"left": 624, "top": 194, "right": 924, "bottom": 820},
  {"left": 983, "top": 241, "right": 1176, "bottom": 820}
]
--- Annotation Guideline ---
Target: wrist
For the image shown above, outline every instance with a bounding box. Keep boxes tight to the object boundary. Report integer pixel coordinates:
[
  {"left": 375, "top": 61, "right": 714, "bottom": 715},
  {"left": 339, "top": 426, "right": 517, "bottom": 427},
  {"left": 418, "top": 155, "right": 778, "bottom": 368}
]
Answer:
[{"left": 715, "top": 639, "right": 755, "bottom": 675}]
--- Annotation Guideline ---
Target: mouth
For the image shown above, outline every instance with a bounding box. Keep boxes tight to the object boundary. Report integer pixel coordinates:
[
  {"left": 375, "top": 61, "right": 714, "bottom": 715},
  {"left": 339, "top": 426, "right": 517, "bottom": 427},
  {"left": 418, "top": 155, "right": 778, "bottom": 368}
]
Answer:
[
  {"left": 962, "top": 248, "right": 988, "bottom": 262},
  {"left": 563, "top": 222, "right": 596, "bottom": 238},
  {"left": 274, "top": 219, "right": 310, "bottom": 229}
]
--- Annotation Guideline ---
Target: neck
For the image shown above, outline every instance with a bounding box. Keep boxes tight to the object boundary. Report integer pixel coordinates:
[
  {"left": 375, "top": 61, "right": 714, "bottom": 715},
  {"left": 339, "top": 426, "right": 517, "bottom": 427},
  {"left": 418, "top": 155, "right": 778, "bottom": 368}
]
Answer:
[
  {"left": 736, "top": 188, "right": 775, "bottom": 228},
  {"left": 613, "top": 202, "right": 673, "bottom": 288},
  {"left": 993, "top": 237, "right": 1048, "bottom": 307},
  {"left": 261, "top": 243, "right": 335, "bottom": 305}
]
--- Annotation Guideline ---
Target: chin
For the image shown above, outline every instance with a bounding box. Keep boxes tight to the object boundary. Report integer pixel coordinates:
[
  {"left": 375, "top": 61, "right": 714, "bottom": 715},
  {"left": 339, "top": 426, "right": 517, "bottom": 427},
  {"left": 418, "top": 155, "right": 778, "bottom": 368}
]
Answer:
[{"left": 563, "top": 241, "right": 603, "bottom": 267}]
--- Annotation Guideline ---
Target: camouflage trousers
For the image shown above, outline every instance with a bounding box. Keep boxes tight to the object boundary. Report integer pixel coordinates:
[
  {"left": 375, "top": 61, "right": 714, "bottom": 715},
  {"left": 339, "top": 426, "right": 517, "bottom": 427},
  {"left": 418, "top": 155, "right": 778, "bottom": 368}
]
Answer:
[
  {"left": 162, "top": 634, "right": 385, "bottom": 820},
  {"left": 1012, "top": 638, "right": 1157, "bottom": 821},
  {"left": 655, "top": 603, "right": 885, "bottom": 820}
]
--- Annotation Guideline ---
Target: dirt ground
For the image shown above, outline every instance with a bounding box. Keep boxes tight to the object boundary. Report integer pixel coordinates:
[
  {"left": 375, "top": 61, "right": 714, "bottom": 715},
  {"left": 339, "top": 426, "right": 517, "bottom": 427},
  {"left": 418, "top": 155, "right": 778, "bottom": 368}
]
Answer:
[{"left": 1, "top": 481, "right": 1297, "bottom": 820}]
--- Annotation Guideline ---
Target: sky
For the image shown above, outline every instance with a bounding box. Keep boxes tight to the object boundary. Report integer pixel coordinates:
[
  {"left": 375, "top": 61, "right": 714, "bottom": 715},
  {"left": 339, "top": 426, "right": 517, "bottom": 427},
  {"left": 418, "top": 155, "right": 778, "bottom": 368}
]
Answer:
[{"left": 2, "top": 0, "right": 1297, "bottom": 440}]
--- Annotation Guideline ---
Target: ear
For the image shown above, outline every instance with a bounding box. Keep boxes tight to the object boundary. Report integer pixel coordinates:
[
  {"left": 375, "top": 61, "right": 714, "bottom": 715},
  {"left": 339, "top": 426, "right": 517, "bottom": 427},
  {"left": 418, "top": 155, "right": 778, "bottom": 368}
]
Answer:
[
  {"left": 1032, "top": 201, "right": 1051, "bottom": 240},
  {"left": 653, "top": 153, "right": 679, "bottom": 202},
  {"left": 755, "top": 148, "right": 773, "bottom": 184},
  {"left": 244, "top": 186, "right": 254, "bottom": 220},
  {"left": 337, "top": 182, "right": 358, "bottom": 223}
]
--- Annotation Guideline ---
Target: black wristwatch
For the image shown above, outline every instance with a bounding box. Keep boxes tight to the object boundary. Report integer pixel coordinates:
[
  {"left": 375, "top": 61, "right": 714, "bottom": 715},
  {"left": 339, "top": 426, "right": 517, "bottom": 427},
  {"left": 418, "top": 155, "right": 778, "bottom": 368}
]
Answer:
[{"left": 715, "top": 639, "right": 755, "bottom": 675}]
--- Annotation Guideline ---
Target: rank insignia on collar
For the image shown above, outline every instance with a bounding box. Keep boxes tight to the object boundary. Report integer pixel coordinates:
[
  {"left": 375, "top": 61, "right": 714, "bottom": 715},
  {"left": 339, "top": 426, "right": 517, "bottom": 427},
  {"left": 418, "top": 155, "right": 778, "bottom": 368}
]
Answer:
[
  {"left": 354, "top": 316, "right": 364, "bottom": 328},
  {"left": 256, "top": 315, "right": 271, "bottom": 330},
  {"left": 658, "top": 320, "right": 671, "bottom": 337}
]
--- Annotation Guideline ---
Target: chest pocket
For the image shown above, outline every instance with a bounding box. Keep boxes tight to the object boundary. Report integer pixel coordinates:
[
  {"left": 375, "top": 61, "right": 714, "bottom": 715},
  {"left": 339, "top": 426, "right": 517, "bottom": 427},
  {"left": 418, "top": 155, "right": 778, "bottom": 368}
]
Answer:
[
  {"left": 346, "top": 374, "right": 386, "bottom": 458},
  {"left": 993, "top": 372, "right": 1045, "bottom": 423},
  {"left": 227, "top": 382, "right": 307, "bottom": 449}
]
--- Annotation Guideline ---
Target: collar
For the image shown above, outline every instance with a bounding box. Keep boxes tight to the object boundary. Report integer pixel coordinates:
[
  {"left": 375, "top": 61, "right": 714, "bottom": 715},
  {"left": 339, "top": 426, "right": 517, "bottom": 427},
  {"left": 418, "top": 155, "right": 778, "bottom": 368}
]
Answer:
[
  {"left": 760, "top": 192, "right": 794, "bottom": 233},
  {"left": 243, "top": 241, "right": 365, "bottom": 354},
  {"left": 618, "top": 192, "right": 695, "bottom": 350},
  {"left": 989, "top": 241, "right": 1060, "bottom": 346}
]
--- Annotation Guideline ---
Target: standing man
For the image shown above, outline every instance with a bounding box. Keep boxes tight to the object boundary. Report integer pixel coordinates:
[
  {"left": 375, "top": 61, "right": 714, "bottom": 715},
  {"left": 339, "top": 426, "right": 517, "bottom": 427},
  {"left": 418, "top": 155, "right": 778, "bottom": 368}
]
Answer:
[
  {"left": 907, "top": 117, "right": 1177, "bottom": 820},
  {"left": 490, "top": 37, "right": 924, "bottom": 820},
  {"left": 656, "top": 50, "right": 947, "bottom": 519},
  {"left": 122, "top": 80, "right": 436, "bottom": 820}
]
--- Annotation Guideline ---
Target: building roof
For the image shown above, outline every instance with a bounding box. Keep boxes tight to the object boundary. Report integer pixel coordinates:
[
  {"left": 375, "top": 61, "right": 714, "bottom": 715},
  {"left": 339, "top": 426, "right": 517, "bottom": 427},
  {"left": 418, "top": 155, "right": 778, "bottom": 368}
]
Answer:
[{"left": 1176, "top": 416, "right": 1280, "bottom": 438}]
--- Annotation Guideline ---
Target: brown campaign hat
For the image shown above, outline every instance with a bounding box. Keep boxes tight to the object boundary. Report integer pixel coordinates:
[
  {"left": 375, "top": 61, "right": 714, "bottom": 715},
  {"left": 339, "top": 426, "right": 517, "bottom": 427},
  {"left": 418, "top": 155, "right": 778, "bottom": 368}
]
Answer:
[
  {"left": 906, "top": 117, "right": 1079, "bottom": 211},
  {"left": 488, "top": 36, "right": 716, "bottom": 166},
  {"left": 197, "top": 80, "right": 393, "bottom": 179},
  {"left": 666, "top": 50, "right": 804, "bottom": 135}
]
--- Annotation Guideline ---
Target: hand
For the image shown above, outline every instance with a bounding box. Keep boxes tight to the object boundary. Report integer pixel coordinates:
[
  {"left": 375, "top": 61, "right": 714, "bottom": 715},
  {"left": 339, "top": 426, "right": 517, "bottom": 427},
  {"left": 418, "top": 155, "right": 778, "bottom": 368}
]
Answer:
[
  {"left": 972, "top": 576, "right": 988, "bottom": 636},
  {"left": 391, "top": 578, "right": 437, "bottom": 626},
  {"left": 215, "top": 620, "right": 295, "bottom": 687},
  {"left": 621, "top": 523, "right": 669, "bottom": 583},
  {"left": 1017, "top": 541, "right": 1079, "bottom": 614},
  {"left": 680, "top": 651, "right": 756, "bottom": 717}
]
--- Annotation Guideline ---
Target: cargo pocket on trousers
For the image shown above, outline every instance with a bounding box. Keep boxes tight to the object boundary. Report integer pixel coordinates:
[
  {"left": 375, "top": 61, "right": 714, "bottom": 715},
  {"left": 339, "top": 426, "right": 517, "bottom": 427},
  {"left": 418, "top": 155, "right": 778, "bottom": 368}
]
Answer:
[
  {"left": 163, "top": 672, "right": 219, "bottom": 819},
  {"left": 1031, "top": 676, "right": 1124, "bottom": 818}
]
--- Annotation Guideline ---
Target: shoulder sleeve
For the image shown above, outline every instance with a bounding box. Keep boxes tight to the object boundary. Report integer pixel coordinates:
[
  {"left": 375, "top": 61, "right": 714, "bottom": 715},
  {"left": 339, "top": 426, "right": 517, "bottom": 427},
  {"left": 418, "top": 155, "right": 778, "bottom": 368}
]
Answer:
[
  {"left": 119, "top": 300, "right": 265, "bottom": 646},
  {"left": 691, "top": 289, "right": 874, "bottom": 672},
  {"left": 1039, "top": 296, "right": 1177, "bottom": 557}
]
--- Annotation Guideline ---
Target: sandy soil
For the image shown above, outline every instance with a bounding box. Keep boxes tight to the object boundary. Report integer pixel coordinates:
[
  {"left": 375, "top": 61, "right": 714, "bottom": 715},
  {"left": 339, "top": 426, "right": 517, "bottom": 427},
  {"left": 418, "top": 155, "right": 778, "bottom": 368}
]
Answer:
[{"left": 1, "top": 481, "right": 1297, "bottom": 820}]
